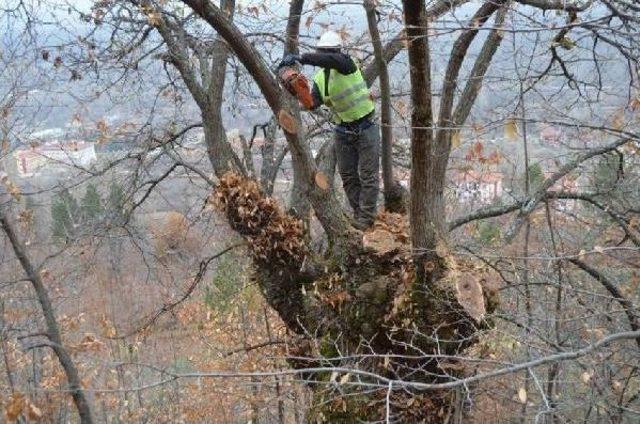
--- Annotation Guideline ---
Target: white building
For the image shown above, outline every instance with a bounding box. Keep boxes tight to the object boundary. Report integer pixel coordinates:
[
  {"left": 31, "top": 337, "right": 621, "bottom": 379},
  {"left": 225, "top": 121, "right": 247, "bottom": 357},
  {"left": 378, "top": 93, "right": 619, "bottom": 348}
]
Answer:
[
  {"left": 452, "top": 170, "right": 503, "bottom": 204},
  {"left": 15, "top": 141, "right": 97, "bottom": 177}
]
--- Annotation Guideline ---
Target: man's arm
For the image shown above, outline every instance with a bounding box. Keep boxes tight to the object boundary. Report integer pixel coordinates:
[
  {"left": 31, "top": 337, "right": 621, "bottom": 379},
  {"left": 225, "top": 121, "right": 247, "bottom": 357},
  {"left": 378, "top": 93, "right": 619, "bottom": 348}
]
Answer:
[{"left": 300, "top": 52, "right": 356, "bottom": 75}]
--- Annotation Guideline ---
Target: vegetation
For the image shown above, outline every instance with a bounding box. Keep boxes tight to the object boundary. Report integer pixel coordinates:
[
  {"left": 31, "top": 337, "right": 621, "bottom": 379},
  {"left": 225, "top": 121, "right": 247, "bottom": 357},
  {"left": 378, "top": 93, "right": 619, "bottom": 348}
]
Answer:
[{"left": 0, "top": 1, "right": 639, "bottom": 423}]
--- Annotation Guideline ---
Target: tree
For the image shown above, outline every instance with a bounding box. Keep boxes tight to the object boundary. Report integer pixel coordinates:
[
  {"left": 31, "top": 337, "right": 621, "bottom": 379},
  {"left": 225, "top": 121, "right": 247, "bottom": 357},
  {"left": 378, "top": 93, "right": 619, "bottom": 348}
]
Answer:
[
  {"left": 176, "top": 0, "right": 640, "bottom": 420},
  {"left": 81, "top": 183, "right": 103, "bottom": 222},
  {"left": 40, "top": 0, "right": 640, "bottom": 421},
  {"left": 364, "top": 0, "right": 407, "bottom": 213},
  {"left": 106, "top": 181, "right": 127, "bottom": 225},
  {"left": 1, "top": 206, "right": 94, "bottom": 423},
  {"left": 51, "top": 189, "right": 81, "bottom": 243}
]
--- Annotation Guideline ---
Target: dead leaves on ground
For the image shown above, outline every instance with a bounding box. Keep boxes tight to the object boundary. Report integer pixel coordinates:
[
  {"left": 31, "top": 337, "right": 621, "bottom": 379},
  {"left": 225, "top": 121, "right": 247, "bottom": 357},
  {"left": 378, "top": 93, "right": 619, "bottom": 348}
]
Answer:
[{"left": 363, "top": 211, "right": 409, "bottom": 255}]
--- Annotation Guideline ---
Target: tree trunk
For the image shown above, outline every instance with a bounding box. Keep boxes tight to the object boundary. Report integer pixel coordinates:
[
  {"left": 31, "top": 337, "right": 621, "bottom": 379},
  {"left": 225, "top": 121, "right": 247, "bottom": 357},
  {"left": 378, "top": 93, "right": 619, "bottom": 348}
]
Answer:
[
  {"left": 203, "top": 108, "right": 244, "bottom": 177},
  {"left": 403, "top": 0, "right": 446, "bottom": 283},
  {"left": 284, "top": 0, "right": 311, "bottom": 222},
  {"left": 364, "top": 0, "right": 406, "bottom": 213}
]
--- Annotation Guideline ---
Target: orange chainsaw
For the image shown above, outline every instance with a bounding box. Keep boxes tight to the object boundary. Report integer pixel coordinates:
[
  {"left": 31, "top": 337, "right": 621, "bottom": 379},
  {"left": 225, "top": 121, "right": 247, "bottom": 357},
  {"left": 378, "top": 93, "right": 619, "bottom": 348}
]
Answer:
[{"left": 278, "top": 66, "right": 314, "bottom": 110}]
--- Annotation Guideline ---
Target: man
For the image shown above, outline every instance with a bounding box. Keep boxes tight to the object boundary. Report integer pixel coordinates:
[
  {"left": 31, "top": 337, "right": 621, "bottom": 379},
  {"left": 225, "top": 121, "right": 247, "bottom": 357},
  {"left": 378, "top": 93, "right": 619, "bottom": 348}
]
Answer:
[{"left": 279, "top": 31, "right": 380, "bottom": 230}]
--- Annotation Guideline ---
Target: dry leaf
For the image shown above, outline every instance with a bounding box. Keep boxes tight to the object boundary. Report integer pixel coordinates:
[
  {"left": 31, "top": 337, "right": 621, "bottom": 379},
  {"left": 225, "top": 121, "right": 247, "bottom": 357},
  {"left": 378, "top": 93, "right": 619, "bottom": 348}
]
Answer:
[
  {"left": 504, "top": 117, "right": 518, "bottom": 141},
  {"left": 517, "top": 387, "right": 527, "bottom": 404},
  {"left": 314, "top": 171, "right": 329, "bottom": 190},
  {"left": 451, "top": 131, "right": 461, "bottom": 149},
  {"left": 612, "top": 380, "right": 623, "bottom": 393},
  {"left": 5, "top": 393, "right": 25, "bottom": 422},
  {"left": 2, "top": 178, "right": 21, "bottom": 201},
  {"left": 472, "top": 141, "right": 483, "bottom": 156},
  {"left": 278, "top": 109, "right": 297, "bottom": 134},
  {"left": 27, "top": 403, "right": 42, "bottom": 420},
  {"left": 247, "top": 6, "right": 260, "bottom": 17},
  {"left": 581, "top": 371, "right": 592, "bottom": 384},
  {"left": 612, "top": 108, "right": 625, "bottom": 130}
]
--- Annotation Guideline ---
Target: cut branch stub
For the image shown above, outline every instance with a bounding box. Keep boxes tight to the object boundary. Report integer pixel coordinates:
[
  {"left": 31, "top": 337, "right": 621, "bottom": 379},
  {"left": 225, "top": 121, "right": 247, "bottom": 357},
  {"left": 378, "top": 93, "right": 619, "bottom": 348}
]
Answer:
[
  {"left": 444, "top": 257, "right": 488, "bottom": 323},
  {"left": 314, "top": 171, "right": 330, "bottom": 191},
  {"left": 454, "top": 278, "right": 486, "bottom": 323},
  {"left": 278, "top": 109, "right": 297, "bottom": 134}
]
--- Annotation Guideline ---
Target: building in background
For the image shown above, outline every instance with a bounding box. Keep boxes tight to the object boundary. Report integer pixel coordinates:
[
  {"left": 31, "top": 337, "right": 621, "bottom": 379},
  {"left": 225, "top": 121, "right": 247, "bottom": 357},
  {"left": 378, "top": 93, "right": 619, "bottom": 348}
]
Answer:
[
  {"left": 15, "top": 141, "right": 97, "bottom": 177},
  {"left": 451, "top": 170, "right": 504, "bottom": 205}
]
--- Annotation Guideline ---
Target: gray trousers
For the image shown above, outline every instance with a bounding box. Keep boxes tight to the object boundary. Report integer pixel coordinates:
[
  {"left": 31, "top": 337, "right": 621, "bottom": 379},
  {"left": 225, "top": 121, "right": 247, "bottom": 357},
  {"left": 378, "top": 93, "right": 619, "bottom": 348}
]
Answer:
[{"left": 335, "top": 123, "right": 380, "bottom": 225}]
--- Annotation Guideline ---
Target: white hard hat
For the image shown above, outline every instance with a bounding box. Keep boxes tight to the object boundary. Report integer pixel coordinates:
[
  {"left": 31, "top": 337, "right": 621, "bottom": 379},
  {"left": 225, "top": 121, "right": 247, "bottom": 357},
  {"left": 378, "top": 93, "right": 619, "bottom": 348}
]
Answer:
[{"left": 317, "top": 31, "right": 342, "bottom": 49}]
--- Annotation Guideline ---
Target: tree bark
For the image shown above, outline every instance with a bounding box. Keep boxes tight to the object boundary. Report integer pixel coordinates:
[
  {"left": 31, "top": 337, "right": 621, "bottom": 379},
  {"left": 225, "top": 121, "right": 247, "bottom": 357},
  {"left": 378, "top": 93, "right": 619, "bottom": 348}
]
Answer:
[
  {"left": 283, "top": 0, "right": 311, "bottom": 221},
  {"left": 364, "top": 0, "right": 406, "bottom": 213},
  {"left": 203, "top": 0, "right": 245, "bottom": 177},
  {"left": 402, "top": 0, "right": 443, "bottom": 282}
]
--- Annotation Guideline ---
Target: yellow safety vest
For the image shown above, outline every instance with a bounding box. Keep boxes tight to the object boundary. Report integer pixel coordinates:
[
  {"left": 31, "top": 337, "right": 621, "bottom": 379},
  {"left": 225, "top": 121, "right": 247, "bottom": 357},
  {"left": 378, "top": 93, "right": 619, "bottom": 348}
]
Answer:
[{"left": 313, "top": 65, "right": 375, "bottom": 124}]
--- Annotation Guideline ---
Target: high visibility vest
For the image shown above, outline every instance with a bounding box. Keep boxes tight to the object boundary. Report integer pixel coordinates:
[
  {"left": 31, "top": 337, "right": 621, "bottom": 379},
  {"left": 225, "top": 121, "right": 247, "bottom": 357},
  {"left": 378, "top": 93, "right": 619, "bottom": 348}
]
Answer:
[{"left": 313, "top": 65, "right": 375, "bottom": 124}]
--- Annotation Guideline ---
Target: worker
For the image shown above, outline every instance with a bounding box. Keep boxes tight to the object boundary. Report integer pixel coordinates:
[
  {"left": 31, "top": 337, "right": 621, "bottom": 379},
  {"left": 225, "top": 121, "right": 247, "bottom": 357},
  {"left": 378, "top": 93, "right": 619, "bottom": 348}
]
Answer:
[{"left": 278, "top": 31, "right": 380, "bottom": 230}]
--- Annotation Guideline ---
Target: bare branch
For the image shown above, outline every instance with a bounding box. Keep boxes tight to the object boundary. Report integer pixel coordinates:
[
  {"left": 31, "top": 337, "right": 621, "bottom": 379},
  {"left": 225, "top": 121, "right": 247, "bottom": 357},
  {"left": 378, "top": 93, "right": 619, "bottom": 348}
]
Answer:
[
  {"left": 567, "top": 258, "right": 640, "bottom": 348},
  {"left": 0, "top": 204, "right": 94, "bottom": 422}
]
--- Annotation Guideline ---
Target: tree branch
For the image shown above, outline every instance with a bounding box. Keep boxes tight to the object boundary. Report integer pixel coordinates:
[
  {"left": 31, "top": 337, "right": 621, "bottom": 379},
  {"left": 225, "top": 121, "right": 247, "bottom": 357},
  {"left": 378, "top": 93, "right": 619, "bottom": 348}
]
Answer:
[
  {"left": 567, "top": 258, "right": 640, "bottom": 348},
  {"left": 0, "top": 205, "right": 94, "bottom": 422},
  {"left": 363, "top": 0, "right": 471, "bottom": 85},
  {"left": 437, "top": 0, "right": 505, "bottom": 140},
  {"left": 453, "top": 6, "right": 508, "bottom": 127},
  {"left": 181, "top": 0, "right": 355, "bottom": 247},
  {"left": 515, "top": 0, "right": 593, "bottom": 12},
  {"left": 505, "top": 136, "right": 633, "bottom": 240}
]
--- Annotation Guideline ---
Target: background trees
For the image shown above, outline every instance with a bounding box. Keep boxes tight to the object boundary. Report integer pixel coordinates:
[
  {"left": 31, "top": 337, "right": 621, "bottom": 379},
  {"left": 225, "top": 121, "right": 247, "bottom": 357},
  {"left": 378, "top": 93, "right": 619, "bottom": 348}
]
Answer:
[{"left": 0, "top": 0, "right": 639, "bottom": 422}]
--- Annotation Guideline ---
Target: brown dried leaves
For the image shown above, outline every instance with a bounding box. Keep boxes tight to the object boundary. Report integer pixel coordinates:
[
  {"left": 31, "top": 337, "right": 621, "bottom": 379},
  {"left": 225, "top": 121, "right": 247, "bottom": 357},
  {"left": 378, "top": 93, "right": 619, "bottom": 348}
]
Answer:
[
  {"left": 210, "top": 172, "right": 306, "bottom": 268},
  {"left": 5, "top": 393, "right": 42, "bottom": 422},
  {"left": 363, "top": 212, "right": 409, "bottom": 255}
]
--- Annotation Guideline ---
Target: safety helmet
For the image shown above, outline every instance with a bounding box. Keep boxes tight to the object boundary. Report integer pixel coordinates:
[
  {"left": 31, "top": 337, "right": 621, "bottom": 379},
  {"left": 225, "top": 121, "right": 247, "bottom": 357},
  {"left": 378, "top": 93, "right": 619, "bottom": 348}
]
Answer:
[{"left": 317, "top": 31, "right": 342, "bottom": 49}]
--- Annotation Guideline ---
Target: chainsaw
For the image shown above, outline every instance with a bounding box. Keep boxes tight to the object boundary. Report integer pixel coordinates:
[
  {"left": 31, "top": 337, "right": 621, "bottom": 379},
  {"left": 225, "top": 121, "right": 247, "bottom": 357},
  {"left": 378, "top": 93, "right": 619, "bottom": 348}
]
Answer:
[{"left": 277, "top": 66, "right": 314, "bottom": 110}]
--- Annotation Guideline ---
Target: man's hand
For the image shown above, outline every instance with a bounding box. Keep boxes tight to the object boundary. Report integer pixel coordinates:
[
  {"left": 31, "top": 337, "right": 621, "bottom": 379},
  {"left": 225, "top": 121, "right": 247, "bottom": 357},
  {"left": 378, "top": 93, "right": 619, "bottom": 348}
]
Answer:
[{"left": 279, "top": 53, "right": 301, "bottom": 68}]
